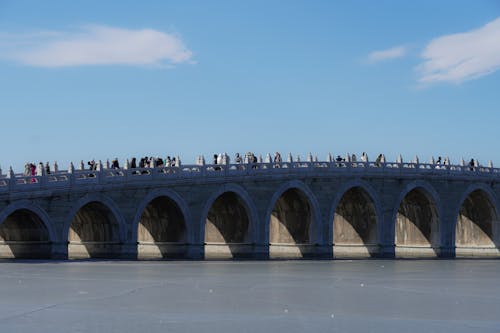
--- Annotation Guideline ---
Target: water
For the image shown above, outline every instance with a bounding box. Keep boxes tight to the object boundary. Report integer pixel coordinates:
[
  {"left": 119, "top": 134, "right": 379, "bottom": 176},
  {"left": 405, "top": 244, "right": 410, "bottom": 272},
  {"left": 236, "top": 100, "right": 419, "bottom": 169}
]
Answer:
[{"left": 0, "top": 260, "right": 498, "bottom": 332}]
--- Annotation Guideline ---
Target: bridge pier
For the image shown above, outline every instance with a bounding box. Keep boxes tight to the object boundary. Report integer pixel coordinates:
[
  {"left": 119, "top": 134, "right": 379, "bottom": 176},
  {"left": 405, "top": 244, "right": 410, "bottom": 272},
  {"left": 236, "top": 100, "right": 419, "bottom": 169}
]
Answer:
[
  {"left": 379, "top": 244, "right": 395, "bottom": 258},
  {"left": 186, "top": 244, "right": 204, "bottom": 260},
  {"left": 121, "top": 242, "right": 138, "bottom": 259},
  {"left": 51, "top": 241, "right": 68, "bottom": 260}
]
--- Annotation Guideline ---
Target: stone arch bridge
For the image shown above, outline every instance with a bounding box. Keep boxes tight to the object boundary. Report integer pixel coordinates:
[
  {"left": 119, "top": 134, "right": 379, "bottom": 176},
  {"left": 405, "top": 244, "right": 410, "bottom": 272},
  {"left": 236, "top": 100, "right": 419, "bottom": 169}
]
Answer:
[{"left": 0, "top": 157, "right": 499, "bottom": 259}]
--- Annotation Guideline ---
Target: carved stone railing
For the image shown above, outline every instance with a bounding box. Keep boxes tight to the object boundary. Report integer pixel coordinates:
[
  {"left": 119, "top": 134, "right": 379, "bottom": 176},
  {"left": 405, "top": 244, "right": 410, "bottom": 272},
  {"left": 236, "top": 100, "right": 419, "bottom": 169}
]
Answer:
[{"left": 0, "top": 157, "right": 498, "bottom": 192}]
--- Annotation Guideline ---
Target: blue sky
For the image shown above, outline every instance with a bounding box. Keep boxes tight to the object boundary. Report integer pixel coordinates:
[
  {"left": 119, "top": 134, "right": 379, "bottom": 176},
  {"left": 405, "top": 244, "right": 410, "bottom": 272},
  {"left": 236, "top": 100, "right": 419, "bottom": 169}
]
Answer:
[{"left": 1, "top": 1, "right": 500, "bottom": 171}]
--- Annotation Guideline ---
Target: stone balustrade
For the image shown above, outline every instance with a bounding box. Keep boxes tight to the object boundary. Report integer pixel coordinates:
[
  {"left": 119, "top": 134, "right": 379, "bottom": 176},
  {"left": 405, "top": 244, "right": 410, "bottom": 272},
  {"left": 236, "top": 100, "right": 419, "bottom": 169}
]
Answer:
[{"left": 0, "top": 154, "right": 497, "bottom": 192}]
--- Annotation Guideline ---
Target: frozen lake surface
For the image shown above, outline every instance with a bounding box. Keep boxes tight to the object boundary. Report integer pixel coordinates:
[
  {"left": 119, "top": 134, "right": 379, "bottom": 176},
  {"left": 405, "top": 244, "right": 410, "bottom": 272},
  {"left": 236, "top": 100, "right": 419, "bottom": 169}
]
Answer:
[{"left": 0, "top": 260, "right": 499, "bottom": 332}]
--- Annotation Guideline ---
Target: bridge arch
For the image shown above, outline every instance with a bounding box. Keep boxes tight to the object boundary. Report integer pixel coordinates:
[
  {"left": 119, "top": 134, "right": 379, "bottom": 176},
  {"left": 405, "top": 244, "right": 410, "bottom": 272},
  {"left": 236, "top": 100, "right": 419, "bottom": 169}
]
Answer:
[
  {"left": 0, "top": 200, "right": 55, "bottom": 258},
  {"left": 200, "top": 183, "right": 258, "bottom": 258},
  {"left": 132, "top": 189, "right": 191, "bottom": 259},
  {"left": 266, "top": 180, "right": 321, "bottom": 258},
  {"left": 392, "top": 181, "right": 441, "bottom": 257},
  {"left": 454, "top": 184, "right": 500, "bottom": 256},
  {"left": 64, "top": 193, "right": 126, "bottom": 259},
  {"left": 329, "top": 180, "right": 381, "bottom": 257}
]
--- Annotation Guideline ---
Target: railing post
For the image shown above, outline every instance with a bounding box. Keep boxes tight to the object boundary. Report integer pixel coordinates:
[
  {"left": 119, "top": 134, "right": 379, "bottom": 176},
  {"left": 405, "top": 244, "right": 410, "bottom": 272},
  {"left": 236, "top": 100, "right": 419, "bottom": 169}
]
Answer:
[
  {"left": 95, "top": 160, "right": 103, "bottom": 184},
  {"left": 380, "top": 154, "right": 386, "bottom": 170},
  {"left": 344, "top": 153, "right": 351, "bottom": 170},
  {"left": 7, "top": 167, "right": 15, "bottom": 190},
  {"left": 68, "top": 162, "right": 75, "bottom": 186},
  {"left": 39, "top": 162, "right": 47, "bottom": 187},
  {"left": 443, "top": 156, "right": 450, "bottom": 171},
  {"left": 307, "top": 152, "right": 313, "bottom": 163},
  {"left": 396, "top": 154, "right": 403, "bottom": 169}
]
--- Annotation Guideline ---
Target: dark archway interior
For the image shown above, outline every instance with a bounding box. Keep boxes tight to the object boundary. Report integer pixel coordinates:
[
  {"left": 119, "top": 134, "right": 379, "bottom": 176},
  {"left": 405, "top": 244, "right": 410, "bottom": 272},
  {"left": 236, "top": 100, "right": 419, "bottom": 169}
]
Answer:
[
  {"left": 205, "top": 192, "right": 250, "bottom": 243},
  {"left": 396, "top": 189, "right": 439, "bottom": 247},
  {"left": 69, "top": 202, "right": 120, "bottom": 243},
  {"left": 0, "top": 209, "right": 51, "bottom": 258},
  {"left": 138, "top": 196, "right": 186, "bottom": 242},
  {"left": 270, "top": 188, "right": 311, "bottom": 244},
  {"left": 334, "top": 187, "right": 378, "bottom": 245},
  {"left": 456, "top": 190, "right": 497, "bottom": 247}
]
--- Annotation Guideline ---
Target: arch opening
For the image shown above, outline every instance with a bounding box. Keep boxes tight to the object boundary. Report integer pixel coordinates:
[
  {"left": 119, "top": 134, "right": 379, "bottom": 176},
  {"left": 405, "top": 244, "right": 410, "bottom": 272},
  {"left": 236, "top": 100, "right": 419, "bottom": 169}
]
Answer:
[
  {"left": 68, "top": 201, "right": 121, "bottom": 259},
  {"left": 205, "top": 192, "right": 251, "bottom": 258},
  {"left": 395, "top": 188, "right": 440, "bottom": 257},
  {"left": 270, "top": 188, "right": 311, "bottom": 245},
  {"left": 138, "top": 196, "right": 186, "bottom": 259},
  {"left": 333, "top": 187, "right": 378, "bottom": 257},
  {"left": 0, "top": 209, "right": 51, "bottom": 258},
  {"left": 456, "top": 190, "right": 498, "bottom": 251}
]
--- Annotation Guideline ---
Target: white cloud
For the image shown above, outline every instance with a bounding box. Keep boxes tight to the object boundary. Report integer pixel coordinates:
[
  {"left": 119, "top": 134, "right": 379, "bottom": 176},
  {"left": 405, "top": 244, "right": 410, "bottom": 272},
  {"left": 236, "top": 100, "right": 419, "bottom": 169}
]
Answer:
[
  {"left": 418, "top": 17, "right": 500, "bottom": 83},
  {"left": 0, "top": 24, "right": 193, "bottom": 67},
  {"left": 367, "top": 46, "right": 407, "bottom": 62}
]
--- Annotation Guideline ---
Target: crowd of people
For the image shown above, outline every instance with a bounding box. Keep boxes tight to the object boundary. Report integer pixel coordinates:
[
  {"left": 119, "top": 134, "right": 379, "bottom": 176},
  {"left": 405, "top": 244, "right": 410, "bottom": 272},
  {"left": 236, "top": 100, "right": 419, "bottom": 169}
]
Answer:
[
  {"left": 84, "top": 156, "right": 180, "bottom": 171},
  {"left": 23, "top": 162, "right": 52, "bottom": 177},
  {"left": 17, "top": 153, "right": 482, "bottom": 176}
]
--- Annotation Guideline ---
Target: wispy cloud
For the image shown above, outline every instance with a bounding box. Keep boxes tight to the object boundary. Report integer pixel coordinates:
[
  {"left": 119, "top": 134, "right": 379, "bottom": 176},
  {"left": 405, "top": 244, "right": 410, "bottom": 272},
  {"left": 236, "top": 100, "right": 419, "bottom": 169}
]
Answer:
[
  {"left": 0, "top": 24, "right": 193, "bottom": 67},
  {"left": 417, "top": 17, "right": 500, "bottom": 84},
  {"left": 367, "top": 45, "right": 407, "bottom": 63}
]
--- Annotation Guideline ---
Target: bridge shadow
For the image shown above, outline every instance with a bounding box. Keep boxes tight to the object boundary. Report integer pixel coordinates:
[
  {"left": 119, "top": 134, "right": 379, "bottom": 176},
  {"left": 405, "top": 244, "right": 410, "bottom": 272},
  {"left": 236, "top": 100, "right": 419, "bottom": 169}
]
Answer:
[
  {"left": 395, "top": 188, "right": 440, "bottom": 257},
  {"left": 204, "top": 192, "right": 253, "bottom": 259},
  {"left": 269, "top": 188, "right": 317, "bottom": 259},
  {"left": 137, "top": 196, "right": 187, "bottom": 259},
  {"left": 333, "top": 187, "right": 379, "bottom": 258},
  {"left": 68, "top": 202, "right": 122, "bottom": 259},
  {"left": 456, "top": 190, "right": 499, "bottom": 255}
]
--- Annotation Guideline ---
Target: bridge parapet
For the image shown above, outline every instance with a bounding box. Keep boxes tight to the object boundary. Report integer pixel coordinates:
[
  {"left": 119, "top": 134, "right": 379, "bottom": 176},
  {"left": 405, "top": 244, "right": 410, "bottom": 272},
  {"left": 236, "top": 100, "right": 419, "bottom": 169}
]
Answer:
[{"left": 0, "top": 159, "right": 498, "bottom": 193}]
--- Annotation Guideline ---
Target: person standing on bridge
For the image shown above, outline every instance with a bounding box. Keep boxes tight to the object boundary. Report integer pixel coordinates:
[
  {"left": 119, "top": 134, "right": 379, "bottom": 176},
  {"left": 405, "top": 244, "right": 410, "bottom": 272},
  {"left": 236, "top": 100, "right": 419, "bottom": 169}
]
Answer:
[
  {"left": 274, "top": 152, "right": 282, "bottom": 168},
  {"left": 213, "top": 154, "right": 220, "bottom": 171},
  {"left": 36, "top": 162, "right": 43, "bottom": 176},
  {"left": 24, "top": 163, "right": 31, "bottom": 176},
  {"left": 336, "top": 155, "right": 343, "bottom": 167},
  {"left": 360, "top": 152, "right": 368, "bottom": 163},
  {"left": 235, "top": 153, "right": 242, "bottom": 164},
  {"left": 435, "top": 156, "right": 442, "bottom": 170},
  {"left": 469, "top": 158, "right": 475, "bottom": 171}
]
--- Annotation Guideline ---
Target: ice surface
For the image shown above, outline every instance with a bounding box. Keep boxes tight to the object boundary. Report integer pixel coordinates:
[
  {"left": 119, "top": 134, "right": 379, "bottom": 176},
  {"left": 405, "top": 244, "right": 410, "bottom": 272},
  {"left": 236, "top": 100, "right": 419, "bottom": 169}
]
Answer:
[{"left": 0, "top": 260, "right": 499, "bottom": 332}]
